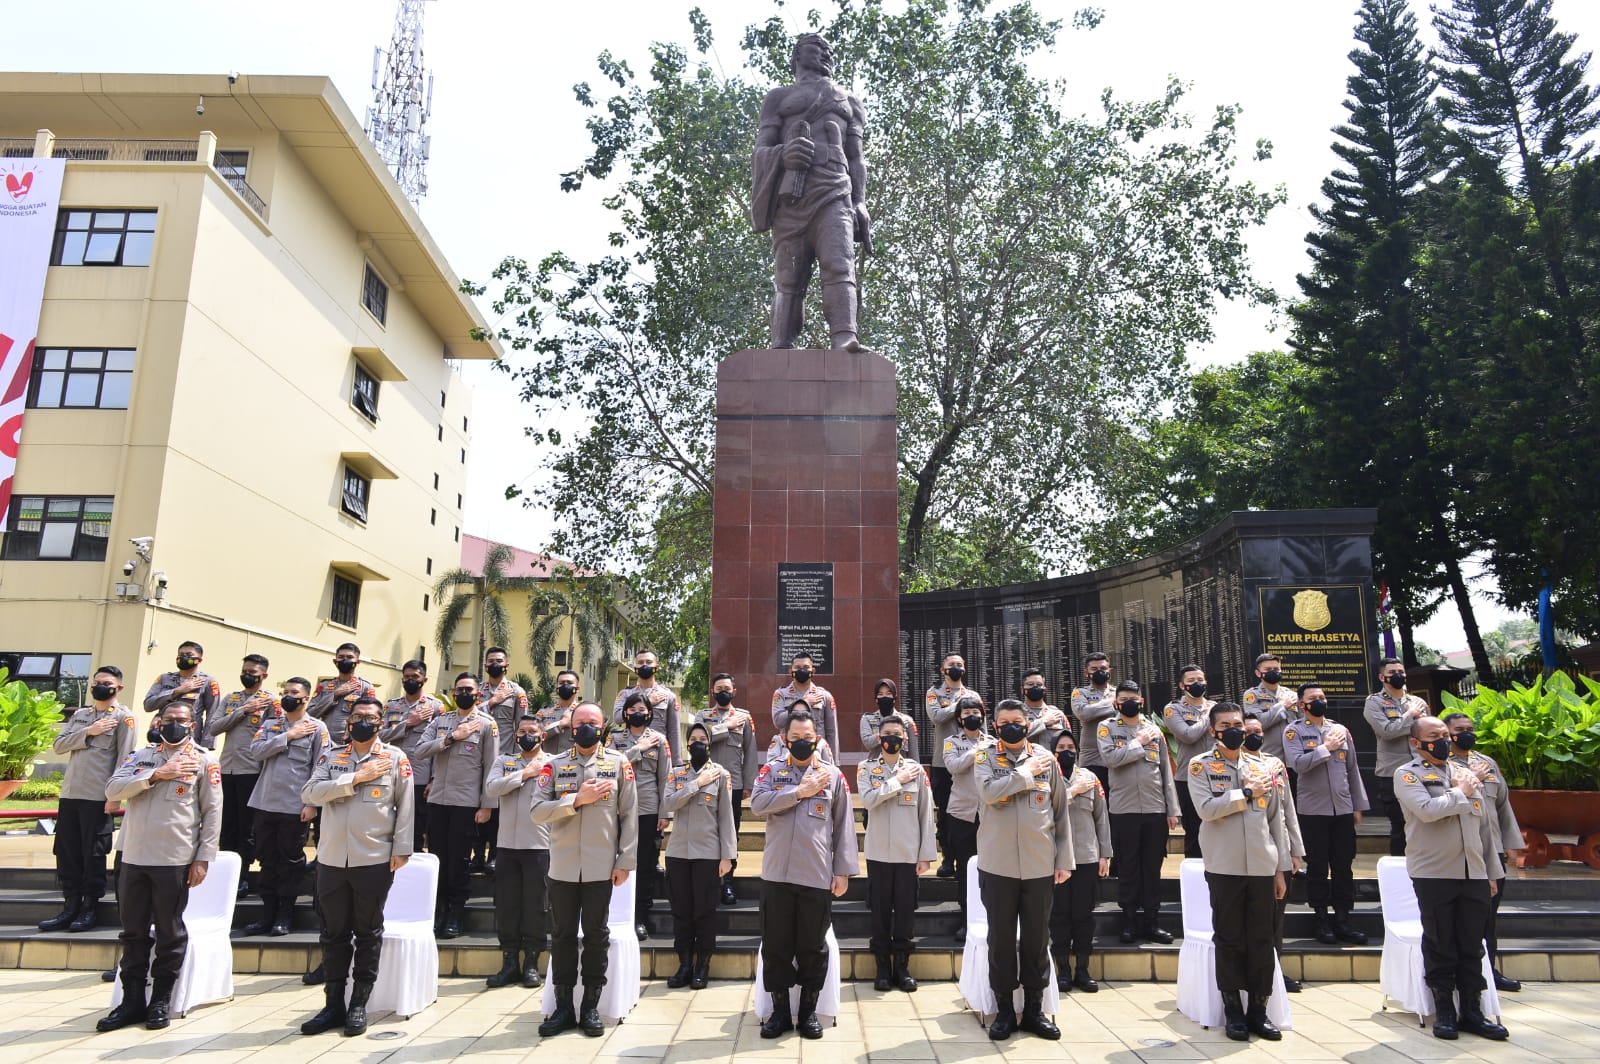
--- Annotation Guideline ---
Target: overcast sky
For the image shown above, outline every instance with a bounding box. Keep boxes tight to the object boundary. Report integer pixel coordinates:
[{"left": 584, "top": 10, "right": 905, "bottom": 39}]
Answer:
[{"left": 13, "top": 0, "right": 1597, "bottom": 654}]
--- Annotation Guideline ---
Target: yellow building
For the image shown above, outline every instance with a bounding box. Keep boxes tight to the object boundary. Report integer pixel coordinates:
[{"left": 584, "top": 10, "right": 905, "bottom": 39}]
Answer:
[{"left": 0, "top": 73, "right": 497, "bottom": 706}]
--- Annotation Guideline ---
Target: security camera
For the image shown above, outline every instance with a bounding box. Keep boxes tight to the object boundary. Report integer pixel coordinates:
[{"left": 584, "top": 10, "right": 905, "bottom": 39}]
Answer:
[
  {"left": 129, "top": 536, "right": 154, "bottom": 557},
  {"left": 196, "top": 96, "right": 205, "bottom": 117},
  {"left": 155, "top": 571, "right": 168, "bottom": 588},
  {"left": 227, "top": 71, "right": 239, "bottom": 85},
  {"left": 122, "top": 560, "right": 136, "bottom": 577}
]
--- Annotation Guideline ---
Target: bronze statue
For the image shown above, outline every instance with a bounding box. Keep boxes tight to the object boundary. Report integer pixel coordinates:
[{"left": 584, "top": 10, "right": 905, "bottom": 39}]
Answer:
[{"left": 751, "top": 33, "right": 872, "bottom": 352}]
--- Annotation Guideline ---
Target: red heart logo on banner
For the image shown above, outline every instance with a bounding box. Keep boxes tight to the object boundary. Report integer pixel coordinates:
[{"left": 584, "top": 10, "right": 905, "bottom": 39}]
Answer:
[{"left": 5, "top": 172, "right": 33, "bottom": 200}]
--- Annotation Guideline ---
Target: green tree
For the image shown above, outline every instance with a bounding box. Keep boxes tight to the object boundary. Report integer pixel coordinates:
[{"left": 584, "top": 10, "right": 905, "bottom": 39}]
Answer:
[
  {"left": 431, "top": 542, "right": 542, "bottom": 672},
  {"left": 525, "top": 569, "right": 625, "bottom": 700}
]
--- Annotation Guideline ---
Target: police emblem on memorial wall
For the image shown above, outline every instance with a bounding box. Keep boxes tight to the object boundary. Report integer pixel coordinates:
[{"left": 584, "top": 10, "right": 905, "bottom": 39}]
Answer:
[{"left": 1292, "top": 589, "right": 1332, "bottom": 632}]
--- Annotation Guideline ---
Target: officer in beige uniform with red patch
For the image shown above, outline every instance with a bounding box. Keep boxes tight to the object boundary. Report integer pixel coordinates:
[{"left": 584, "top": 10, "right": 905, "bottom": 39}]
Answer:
[
  {"left": 1366, "top": 657, "right": 1428, "bottom": 854},
  {"left": 1443, "top": 711, "right": 1524, "bottom": 993},
  {"left": 857, "top": 715, "right": 937, "bottom": 993}
]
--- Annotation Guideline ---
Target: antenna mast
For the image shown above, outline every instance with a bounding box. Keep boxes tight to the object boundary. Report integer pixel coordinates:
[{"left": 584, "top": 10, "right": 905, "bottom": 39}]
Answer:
[{"left": 364, "top": 0, "right": 434, "bottom": 203}]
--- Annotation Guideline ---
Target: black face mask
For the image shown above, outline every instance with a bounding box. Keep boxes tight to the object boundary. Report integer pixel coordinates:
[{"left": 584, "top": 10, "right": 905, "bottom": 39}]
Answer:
[
  {"left": 1385, "top": 672, "right": 1407, "bottom": 688},
  {"left": 1243, "top": 733, "right": 1264, "bottom": 752},
  {"left": 793, "top": 668, "right": 812, "bottom": 684},
  {"left": 636, "top": 664, "right": 656, "bottom": 679},
  {"left": 788, "top": 738, "right": 816, "bottom": 761},
  {"left": 1118, "top": 700, "right": 1141, "bottom": 717},
  {"left": 453, "top": 692, "right": 476, "bottom": 710},
  {"left": 1419, "top": 736, "right": 1451, "bottom": 762},
  {"left": 689, "top": 741, "right": 710, "bottom": 768},
  {"left": 1185, "top": 682, "right": 1207, "bottom": 698},
  {"left": 91, "top": 683, "right": 117, "bottom": 702},
  {"left": 349, "top": 719, "right": 379, "bottom": 743},
  {"left": 574, "top": 722, "right": 601, "bottom": 749},
  {"left": 946, "top": 666, "right": 965, "bottom": 683},
  {"left": 1262, "top": 669, "right": 1282, "bottom": 685},
  {"left": 1024, "top": 685, "right": 1046, "bottom": 702},
  {"left": 240, "top": 673, "right": 260, "bottom": 689},
  {"left": 281, "top": 695, "right": 303, "bottom": 712},
  {"left": 962, "top": 714, "right": 984, "bottom": 732},
  {"left": 159, "top": 721, "right": 191, "bottom": 745},
  {"left": 557, "top": 683, "right": 578, "bottom": 700},
  {"left": 881, "top": 735, "right": 903, "bottom": 754},
  {"left": 1218, "top": 727, "right": 1245, "bottom": 750},
  {"left": 998, "top": 722, "right": 1026, "bottom": 744},
  {"left": 877, "top": 695, "right": 896, "bottom": 711},
  {"left": 714, "top": 690, "right": 734, "bottom": 706},
  {"left": 1306, "top": 699, "right": 1327, "bottom": 717},
  {"left": 146, "top": 726, "right": 162, "bottom": 745},
  {"left": 402, "top": 678, "right": 425, "bottom": 695},
  {"left": 176, "top": 656, "right": 199, "bottom": 671},
  {"left": 485, "top": 663, "right": 506, "bottom": 678},
  {"left": 518, "top": 733, "right": 541, "bottom": 752},
  {"left": 335, "top": 658, "right": 357, "bottom": 674},
  {"left": 1057, "top": 750, "right": 1077, "bottom": 776},
  {"left": 1090, "top": 669, "right": 1110, "bottom": 685},
  {"left": 627, "top": 712, "right": 651, "bottom": 728},
  {"left": 1453, "top": 731, "right": 1477, "bottom": 751}
]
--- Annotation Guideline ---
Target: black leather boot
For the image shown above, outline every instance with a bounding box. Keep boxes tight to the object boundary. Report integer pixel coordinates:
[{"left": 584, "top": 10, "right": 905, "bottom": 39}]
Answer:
[
  {"left": 666, "top": 951, "right": 694, "bottom": 989},
  {"left": 145, "top": 976, "right": 175, "bottom": 1030},
  {"left": 873, "top": 954, "right": 892, "bottom": 992},
  {"left": 1019, "top": 988, "right": 1060, "bottom": 1039},
  {"left": 301, "top": 983, "right": 348, "bottom": 1035},
  {"left": 38, "top": 898, "right": 80, "bottom": 933},
  {"left": 243, "top": 897, "right": 277, "bottom": 936},
  {"left": 69, "top": 897, "right": 99, "bottom": 933},
  {"left": 1245, "top": 1000, "right": 1281, "bottom": 1041},
  {"left": 690, "top": 954, "right": 710, "bottom": 990},
  {"left": 1072, "top": 957, "right": 1099, "bottom": 993},
  {"left": 760, "top": 991, "right": 793, "bottom": 1038},
  {"left": 344, "top": 981, "right": 372, "bottom": 1036},
  {"left": 486, "top": 949, "right": 520, "bottom": 989},
  {"left": 1431, "top": 986, "right": 1459, "bottom": 1039},
  {"left": 441, "top": 906, "right": 463, "bottom": 939},
  {"left": 1493, "top": 968, "right": 1522, "bottom": 992},
  {"left": 1314, "top": 910, "right": 1337, "bottom": 944},
  {"left": 1053, "top": 952, "right": 1071, "bottom": 992},
  {"left": 302, "top": 961, "right": 326, "bottom": 985},
  {"left": 721, "top": 876, "right": 738, "bottom": 905},
  {"left": 988, "top": 1000, "right": 1017, "bottom": 1041},
  {"left": 1143, "top": 920, "right": 1173, "bottom": 945},
  {"left": 538, "top": 987, "right": 577, "bottom": 1036},
  {"left": 97, "top": 978, "right": 147, "bottom": 1032},
  {"left": 1458, "top": 996, "right": 1509, "bottom": 1040},
  {"left": 796, "top": 987, "right": 824, "bottom": 1039},
  {"left": 579, "top": 986, "right": 605, "bottom": 1036},
  {"left": 893, "top": 952, "right": 918, "bottom": 993},
  {"left": 270, "top": 897, "right": 293, "bottom": 937},
  {"left": 1333, "top": 911, "right": 1368, "bottom": 945},
  {"left": 1221, "top": 989, "right": 1248, "bottom": 1041},
  {"left": 521, "top": 950, "right": 544, "bottom": 988},
  {"left": 1118, "top": 913, "right": 1138, "bottom": 944}
]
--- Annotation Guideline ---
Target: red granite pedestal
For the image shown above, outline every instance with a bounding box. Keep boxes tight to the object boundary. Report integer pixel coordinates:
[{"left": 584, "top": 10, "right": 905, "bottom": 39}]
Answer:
[{"left": 710, "top": 349, "right": 899, "bottom": 762}]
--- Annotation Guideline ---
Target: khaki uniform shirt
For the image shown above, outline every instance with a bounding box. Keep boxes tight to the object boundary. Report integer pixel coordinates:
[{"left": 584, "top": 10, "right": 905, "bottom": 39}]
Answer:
[
  {"left": 608, "top": 727, "right": 673, "bottom": 818},
  {"left": 302, "top": 740, "right": 414, "bottom": 867},
  {"left": 941, "top": 729, "right": 992, "bottom": 823},
  {"left": 530, "top": 746, "right": 640, "bottom": 881},
  {"left": 1071, "top": 686, "right": 1116, "bottom": 768},
  {"left": 308, "top": 675, "right": 378, "bottom": 745},
  {"left": 974, "top": 741, "right": 1075, "bottom": 879},
  {"left": 924, "top": 682, "right": 974, "bottom": 753},
  {"left": 1024, "top": 701, "right": 1069, "bottom": 752},
  {"left": 694, "top": 705, "right": 759, "bottom": 790},
  {"left": 1161, "top": 697, "right": 1215, "bottom": 772},
  {"left": 857, "top": 754, "right": 938, "bottom": 865},
  {"left": 143, "top": 671, "right": 223, "bottom": 749},
  {"left": 614, "top": 685, "right": 682, "bottom": 762},
  {"left": 750, "top": 757, "right": 858, "bottom": 891},
  {"left": 534, "top": 702, "right": 579, "bottom": 756},
  {"left": 416, "top": 707, "right": 499, "bottom": 808},
  {"left": 1065, "top": 766, "right": 1113, "bottom": 866},
  {"left": 1097, "top": 714, "right": 1180, "bottom": 816},
  {"left": 663, "top": 762, "right": 737, "bottom": 862},
  {"left": 772, "top": 682, "right": 840, "bottom": 754},
  {"left": 380, "top": 694, "right": 443, "bottom": 787},
  {"left": 1188, "top": 745, "right": 1291, "bottom": 877},
  {"left": 485, "top": 751, "right": 551, "bottom": 850},
  {"left": 477, "top": 679, "right": 531, "bottom": 755},
  {"left": 106, "top": 741, "right": 222, "bottom": 866},
  {"left": 1260, "top": 751, "right": 1305, "bottom": 867},
  {"left": 1365, "top": 690, "right": 1428, "bottom": 776},
  {"left": 1285, "top": 717, "right": 1368, "bottom": 817},
  {"left": 1242, "top": 683, "right": 1297, "bottom": 758},
  {"left": 860, "top": 708, "right": 921, "bottom": 764},
  {"left": 55, "top": 703, "right": 139, "bottom": 801},
  {"left": 1450, "top": 750, "right": 1521, "bottom": 862},
  {"left": 248, "top": 713, "right": 330, "bottom": 815},
  {"left": 205, "top": 689, "right": 279, "bottom": 775},
  {"left": 1394, "top": 754, "right": 1497, "bottom": 880}
]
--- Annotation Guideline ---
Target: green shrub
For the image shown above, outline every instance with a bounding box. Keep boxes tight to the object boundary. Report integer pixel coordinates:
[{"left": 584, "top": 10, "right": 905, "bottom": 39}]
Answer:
[
  {"left": 1441, "top": 672, "right": 1600, "bottom": 790},
  {"left": 13, "top": 775, "right": 62, "bottom": 800},
  {"left": 0, "top": 669, "right": 62, "bottom": 781}
]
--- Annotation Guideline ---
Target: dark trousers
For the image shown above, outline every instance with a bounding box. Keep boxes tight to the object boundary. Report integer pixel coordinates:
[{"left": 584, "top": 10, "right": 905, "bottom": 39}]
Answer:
[
  {"left": 761, "top": 879, "right": 832, "bottom": 993},
  {"left": 253, "top": 809, "right": 308, "bottom": 906},
  {"left": 1412, "top": 877, "right": 1491, "bottom": 996},
  {"left": 980, "top": 871, "right": 1053, "bottom": 995},
  {"left": 473, "top": 809, "right": 498, "bottom": 863},
  {"left": 930, "top": 767, "right": 952, "bottom": 854},
  {"left": 867, "top": 859, "right": 918, "bottom": 955},
  {"left": 1048, "top": 861, "right": 1099, "bottom": 963},
  {"left": 412, "top": 783, "right": 429, "bottom": 853},
  {"left": 54, "top": 796, "right": 113, "bottom": 904},
  {"left": 636, "top": 814, "right": 659, "bottom": 922},
  {"left": 219, "top": 773, "right": 259, "bottom": 873},
  {"left": 666, "top": 856, "right": 722, "bottom": 957},
  {"left": 117, "top": 863, "right": 190, "bottom": 990},
  {"left": 1206, "top": 872, "right": 1276, "bottom": 1001},
  {"left": 428, "top": 804, "right": 478, "bottom": 912},
  {"left": 1301, "top": 812, "right": 1357, "bottom": 913},
  {"left": 945, "top": 814, "right": 979, "bottom": 918},
  {"left": 727, "top": 794, "right": 745, "bottom": 876},
  {"left": 318, "top": 862, "right": 393, "bottom": 986},
  {"left": 494, "top": 847, "right": 549, "bottom": 952},
  {"left": 1088, "top": 764, "right": 1110, "bottom": 798},
  {"left": 1111, "top": 812, "right": 1167, "bottom": 924},
  {"left": 1376, "top": 776, "right": 1407, "bottom": 856},
  {"left": 1175, "top": 781, "right": 1202, "bottom": 858},
  {"left": 1487, "top": 861, "right": 1506, "bottom": 967},
  {"left": 548, "top": 877, "right": 614, "bottom": 989}
]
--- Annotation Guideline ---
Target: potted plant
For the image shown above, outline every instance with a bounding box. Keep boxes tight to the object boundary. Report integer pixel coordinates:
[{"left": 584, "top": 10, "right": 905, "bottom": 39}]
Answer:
[
  {"left": 0, "top": 667, "right": 64, "bottom": 801},
  {"left": 1441, "top": 672, "right": 1600, "bottom": 868}
]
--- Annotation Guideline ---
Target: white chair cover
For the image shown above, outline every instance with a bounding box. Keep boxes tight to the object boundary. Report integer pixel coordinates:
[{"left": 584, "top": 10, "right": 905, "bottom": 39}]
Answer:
[
  {"left": 754, "top": 924, "right": 842, "bottom": 1026},
  {"left": 542, "top": 874, "right": 641, "bottom": 1022},
  {"left": 364, "top": 852, "right": 438, "bottom": 1018},
  {"left": 109, "top": 850, "right": 240, "bottom": 1017},
  {"left": 1174, "top": 858, "right": 1293, "bottom": 1030},
  {"left": 1376, "top": 856, "right": 1500, "bottom": 1023},
  {"left": 955, "top": 856, "right": 1061, "bottom": 1019}
]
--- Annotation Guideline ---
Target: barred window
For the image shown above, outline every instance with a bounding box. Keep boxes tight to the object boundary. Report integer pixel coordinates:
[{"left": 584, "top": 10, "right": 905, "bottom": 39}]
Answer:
[
  {"left": 331, "top": 575, "right": 361, "bottom": 628},
  {"left": 2, "top": 495, "right": 113, "bottom": 561},
  {"left": 341, "top": 467, "right": 371, "bottom": 523},
  {"left": 361, "top": 262, "right": 388, "bottom": 325},
  {"left": 52, "top": 210, "right": 156, "bottom": 266},
  {"left": 351, "top": 362, "right": 380, "bottom": 422}
]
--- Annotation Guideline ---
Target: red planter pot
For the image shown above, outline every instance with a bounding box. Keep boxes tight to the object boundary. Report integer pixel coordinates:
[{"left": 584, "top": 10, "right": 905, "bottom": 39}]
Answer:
[{"left": 1509, "top": 789, "right": 1600, "bottom": 868}]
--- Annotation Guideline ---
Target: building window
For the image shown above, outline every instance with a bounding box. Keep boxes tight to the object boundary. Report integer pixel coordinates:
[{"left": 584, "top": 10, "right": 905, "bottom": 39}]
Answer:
[
  {"left": 351, "top": 362, "right": 380, "bottom": 422},
  {"left": 456, "top": 493, "right": 462, "bottom": 509},
  {"left": 0, "top": 651, "right": 93, "bottom": 705},
  {"left": 462, "top": 415, "right": 468, "bottom": 432},
  {"left": 437, "top": 424, "right": 443, "bottom": 442},
  {"left": 432, "top": 473, "right": 439, "bottom": 490},
  {"left": 51, "top": 210, "right": 157, "bottom": 267},
  {"left": 2, "top": 495, "right": 113, "bottom": 561},
  {"left": 28, "top": 348, "right": 134, "bottom": 409},
  {"left": 213, "top": 149, "right": 249, "bottom": 194},
  {"left": 429, "top": 508, "right": 436, "bottom": 526},
  {"left": 361, "top": 262, "right": 388, "bottom": 325},
  {"left": 554, "top": 651, "right": 568, "bottom": 668},
  {"left": 341, "top": 467, "right": 371, "bottom": 523},
  {"left": 423, "top": 593, "right": 430, "bottom": 612},
  {"left": 454, "top": 526, "right": 460, "bottom": 543},
  {"left": 426, "top": 557, "right": 433, "bottom": 575},
  {"left": 440, "top": 390, "right": 446, "bottom": 407},
  {"left": 331, "top": 575, "right": 361, "bottom": 628},
  {"left": 459, "top": 448, "right": 465, "bottom": 464}
]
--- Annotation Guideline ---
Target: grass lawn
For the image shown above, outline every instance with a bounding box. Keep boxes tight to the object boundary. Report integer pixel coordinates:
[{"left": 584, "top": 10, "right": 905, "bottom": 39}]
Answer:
[{"left": 0, "top": 797, "right": 61, "bottom": 833}]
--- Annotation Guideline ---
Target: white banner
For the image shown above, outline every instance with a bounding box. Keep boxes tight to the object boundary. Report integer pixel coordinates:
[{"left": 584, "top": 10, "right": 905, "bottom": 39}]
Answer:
[{"left": 0, "top": 157, "right": 65, "bottom": 524}]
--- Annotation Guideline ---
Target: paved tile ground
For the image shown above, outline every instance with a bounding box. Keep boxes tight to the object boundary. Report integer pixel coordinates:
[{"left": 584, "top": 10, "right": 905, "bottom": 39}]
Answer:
[{"left": 4, "top": 970, "right": 1599, "bottom": 1063}]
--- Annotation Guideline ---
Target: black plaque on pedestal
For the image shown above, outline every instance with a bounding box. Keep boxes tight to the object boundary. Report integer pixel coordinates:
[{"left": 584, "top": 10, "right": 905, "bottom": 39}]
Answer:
[
  {"left": 1257, "top": 585, "right": 1372, "bottom": 699},
  {"left": 777, "top": 562, "right": 834, "bottom": 674}
]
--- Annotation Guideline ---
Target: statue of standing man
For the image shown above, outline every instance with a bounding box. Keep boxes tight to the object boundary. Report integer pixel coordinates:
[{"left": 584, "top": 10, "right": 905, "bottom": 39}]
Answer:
[{"left": 751, "top": 33, "right": 872, "bottom": 353}]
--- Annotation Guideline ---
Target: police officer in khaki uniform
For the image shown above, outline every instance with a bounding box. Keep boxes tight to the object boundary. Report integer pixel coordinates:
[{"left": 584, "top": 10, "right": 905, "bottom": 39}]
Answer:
[
  {"left": 1444, "top": 711, "right": 1524, "bottom": 993},
  {"left": 205, "top": 654, "right": 278, "bottom": 899},
  {"left": 974, "top": 699, "right": 1072, "bottom": 1041},
  {"left": 483, "top": 715, "right": 551, "bottom": 990},
  {"left": 613, "top": 648, "right": 683, "bottom": 762},
  {"left": 43, "top": 665, "right": 137, "bottom": 933},
  {"left": 1162, "top": 664, "right": 1214, "bottom": 858},
  {"left": 1394, "top": 716, "right": 1509, "bottom": 1041},
  {"left": 1242, "top": 709, "right": 1306, "bottom": 992},
  {"left": 380, "top": 659, "right": 440, "bottom": 852},
  {"left": 142, "top": 640, "right": 222, "bottom": 749},
  {"left": 1021, "top": 669, "right": 1069, "bottom": 751},
  {"left": 1097, "top": 681, "right": 1179, "bottom": 943},
  {"left": 244, "top": 677, "right": 327, "bottom": 936},
  {"left": 772, "top": 652, "right": 841, "bottom": 753},
  {"left": 941, "top": 696, "right": 989, "bottom": 937},
  {"left": 97, "top": 703, "right": 221, "bottom": 1032},
  {"left": 417, "top": 673, "right": 498, "bottom": 937},
  {"left": 696, "top": 673, "right": 757, "bottom": 904},
  {"left": 861, "top": 678, "right": 920, "bottom": 763},
  {"left": 535, "top": 668, "right": 583, "bottom": 756},
  {"left": 1048, "top": 730, "right": 1110, "bottom": 993},
  {"left": 474, "top": 647, "right": 531, "bottom": 872},
  {"left": 308, "top": 642, "right": 378, "bottom": 746},
  {"left": 1071, "top": 653, "right": 1116, "bottom": 793},
  {"left": 297, "top": 697, "right": 414, "bottom": 1037},
  {"left": 1242, "top": 653, "right": 1297, "bottom": 759},
  {"left": 858, "top": 716, "right": 936, "bottom": 993},
  {"left": 610, "top": 693, "right": 673, "bottom": 939},
  {"left": 531, "top": 702, "right": 639, "bottom": 1038},
  {"left": 751, "top": 709, "right": 857, "bottom": 1041},
  {"left": 1189, "top": 702, "right": 1288, "bottom": 1042},
  {"left": 663, "top": 721, "right": 737, "bottom": 990},
  {"left": 1365, "top": 657, "right": 1428, "bottom": 855},
  {"left": 924, "top": 653, "right": 973, "bottom": 877},
  {"left": 1286, "top": 685, "right": 1368, "bottom": 947}
]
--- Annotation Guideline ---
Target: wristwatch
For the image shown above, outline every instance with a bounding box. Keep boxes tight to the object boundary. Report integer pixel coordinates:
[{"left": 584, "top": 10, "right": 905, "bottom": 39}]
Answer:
[{"left": 1241, "top": 787, "right": 1255, "bottom": 801}]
